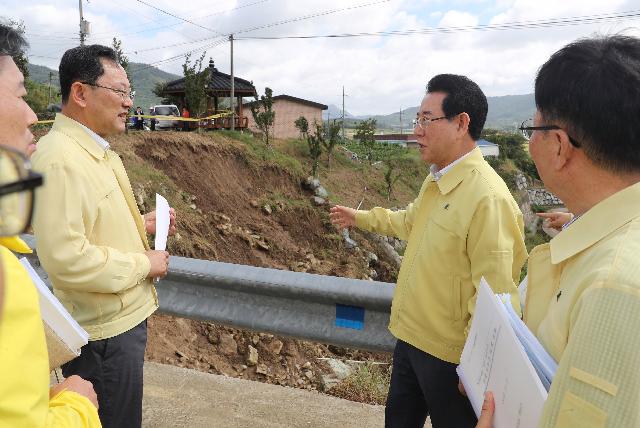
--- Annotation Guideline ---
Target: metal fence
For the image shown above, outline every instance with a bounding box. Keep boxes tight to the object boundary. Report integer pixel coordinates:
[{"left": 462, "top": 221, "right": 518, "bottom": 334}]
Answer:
[{"left": 21, "top": 235, "right": 397, "bottom": 352}]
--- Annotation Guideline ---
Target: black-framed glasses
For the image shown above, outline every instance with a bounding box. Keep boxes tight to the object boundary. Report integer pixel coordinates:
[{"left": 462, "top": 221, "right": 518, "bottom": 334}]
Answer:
[
  {"left": 0, "top": 145, "right": 44, "bottom": 236},
  {"left": 80, "top": 81, "right": 135, "bottom": 102},
  {"left": 519, "top": 119, "right": 581, "bottom": 148},
  {"left": 413, "top": 115, "right": 450, "bottom": 130}
]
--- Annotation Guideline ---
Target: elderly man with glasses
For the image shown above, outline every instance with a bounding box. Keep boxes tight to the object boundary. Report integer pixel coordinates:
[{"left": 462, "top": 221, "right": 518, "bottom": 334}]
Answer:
[
  {"left": 330, "top": 74, "right": 527, "bottom": 428},
  {"left": 0, "top": 23, "right": 100, "bottom": 426},
  {"left": 31, "top": 44, "right": 175, "bottom": 428},
  {"left": 478, "top": 34, "right": 640, "bottom": 428}
]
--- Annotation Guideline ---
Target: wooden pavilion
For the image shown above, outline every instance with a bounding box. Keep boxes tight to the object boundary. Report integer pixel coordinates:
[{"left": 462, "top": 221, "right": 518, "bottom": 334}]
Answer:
[{"left": 162, "top": 59, "right": 257, "bottom": 130}]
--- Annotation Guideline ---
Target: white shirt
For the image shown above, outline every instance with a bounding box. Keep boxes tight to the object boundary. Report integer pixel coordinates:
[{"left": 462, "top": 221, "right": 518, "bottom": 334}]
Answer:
[
  {"left": 429, "top": 149, "right": 475, "bottom": 181},
  {"left": 65, "top": 115, "right": 111, "bottom": 152}
]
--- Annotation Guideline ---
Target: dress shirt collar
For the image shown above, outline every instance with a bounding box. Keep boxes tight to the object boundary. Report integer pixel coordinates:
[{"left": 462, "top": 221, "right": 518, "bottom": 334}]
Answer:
[
  {"left": 550, "top": 181, "right": 640, "bottom": 264},
  {"left": 51, "top": 114, "right": 110, "bottom": 160},
  {"left": 431, "top": 147, "right": 485, "bottom": 195},
  {"left": 430, "top": 149, "right": 474, "bottom": 181},
  {"left": 75, "top": 121, "right": 110, "bottom": 151}
]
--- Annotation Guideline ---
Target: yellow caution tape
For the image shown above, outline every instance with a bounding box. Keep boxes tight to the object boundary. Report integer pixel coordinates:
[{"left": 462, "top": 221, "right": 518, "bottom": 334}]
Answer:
[{"left": 36, "top": 111, "right": 234, "bottom": 125}]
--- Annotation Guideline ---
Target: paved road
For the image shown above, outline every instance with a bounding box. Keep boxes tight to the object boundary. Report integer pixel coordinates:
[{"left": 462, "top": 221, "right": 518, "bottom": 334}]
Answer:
[{"left": 143, "top": 362, "right": 387, "bottom": 428}]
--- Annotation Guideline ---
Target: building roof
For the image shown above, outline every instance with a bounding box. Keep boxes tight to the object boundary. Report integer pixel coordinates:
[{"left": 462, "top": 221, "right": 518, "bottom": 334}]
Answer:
[
  {"left": 244, "top": 94, "right": 328, "bottom": 110},
  {"left": 374, "top": 133, "right": 417, "bottom": 141},
  {"left": 163, "top": 59, "right": 256, "bottom": 97},
  {"left": 477, "top": 138, "right": 498, "bottom": 147}
]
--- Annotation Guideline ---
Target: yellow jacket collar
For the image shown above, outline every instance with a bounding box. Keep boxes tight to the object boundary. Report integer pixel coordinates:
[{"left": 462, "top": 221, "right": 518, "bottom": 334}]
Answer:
[
  {"left": 52, "top": 113, "right": 108, "bottom": 161},
  {"left": 550, "top": 181, "right": 640, "bottom": 264},
  {"left": 436, "top": 147, "right": 485, "bottom": 195},
  {"left": 0, "top": 236, "right": 33, "bottom": 254}
]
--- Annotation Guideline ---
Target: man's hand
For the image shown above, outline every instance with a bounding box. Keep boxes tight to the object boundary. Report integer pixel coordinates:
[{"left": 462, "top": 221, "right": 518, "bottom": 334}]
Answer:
[
  {"left": 476, "top": 391, "right": 495, "bottom": 428},
  {"left": 536, "top": 211, "right": 573, "bottom": 232},
  {"left": 50, "top": 375, "right": 99, "bottom": 409},
  {"left": 329, "top": 205, "right": 357, "bottom": 230},
  {"left": 145, "top": 250, "right": 169, "bottom": 278},
  {"left": 144, "top": 208, "right": 177, "bottom": 236}
]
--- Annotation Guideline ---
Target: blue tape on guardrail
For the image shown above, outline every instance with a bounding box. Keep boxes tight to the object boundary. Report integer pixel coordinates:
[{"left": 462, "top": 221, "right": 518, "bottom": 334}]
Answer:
[{"left": 335, "top": 304, "right": 365, "bottom": 330}]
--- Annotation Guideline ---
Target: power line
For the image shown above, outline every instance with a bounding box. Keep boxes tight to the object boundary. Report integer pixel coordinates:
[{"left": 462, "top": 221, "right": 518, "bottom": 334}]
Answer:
[
  {"left": 126, "top": 0, "right": 390, "bottom": 63},
  {"left": 135, "top": 0, "right": 223, "bottom": 36},
  {"left": 91, "top": 0, "right": 270, "bottom": 39},
  {"left": 128, "top": 38, "right": 228, "bottom": 75},
  {"left": 233, "top": 0, "right": 391, "bottom": 36},
  {"left": 235, "top": 9, "right": 640, "bottom": 40}
]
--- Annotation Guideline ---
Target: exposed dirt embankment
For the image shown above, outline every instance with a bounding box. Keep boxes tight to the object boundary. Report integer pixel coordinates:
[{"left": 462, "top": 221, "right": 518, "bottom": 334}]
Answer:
[{"left": 101, "top": 131, "right": 396, "bottom": 398}]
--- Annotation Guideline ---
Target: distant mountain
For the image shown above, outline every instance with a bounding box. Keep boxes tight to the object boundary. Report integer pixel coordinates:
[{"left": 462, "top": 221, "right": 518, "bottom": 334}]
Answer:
[
  {"left": 324, "top": 104, "right": 354, "bottom": 120},
  {"left": 353, "top": 94, "right": 535, "bottom": 132},
  {"left": 27, "top": 61, "right": 181, "bottom": 111}
]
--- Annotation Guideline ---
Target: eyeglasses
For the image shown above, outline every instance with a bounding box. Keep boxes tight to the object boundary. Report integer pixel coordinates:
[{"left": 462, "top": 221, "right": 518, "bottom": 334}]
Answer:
[
  {"left": 0, "top": 145, "right": 44, "bottom": 236},
  {"left": 519, "top": 119, "right": 581, "bottom": 148},
  {"left": 81, "top": 82, "right": 136, "bottom": 102},
  {"left": 413, "top": 115, "right": 450, "bottom": 130}
]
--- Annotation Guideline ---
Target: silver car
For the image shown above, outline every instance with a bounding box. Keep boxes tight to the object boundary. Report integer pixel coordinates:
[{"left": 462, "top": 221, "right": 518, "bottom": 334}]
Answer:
[{"left": 152, "top": 105, "right": 180, "bottom": 130}]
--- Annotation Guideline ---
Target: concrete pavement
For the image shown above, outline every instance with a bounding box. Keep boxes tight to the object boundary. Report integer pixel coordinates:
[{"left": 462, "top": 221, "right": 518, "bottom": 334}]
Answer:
[{"left": 142, "top": 362, "right": 386, "bottom": 428}]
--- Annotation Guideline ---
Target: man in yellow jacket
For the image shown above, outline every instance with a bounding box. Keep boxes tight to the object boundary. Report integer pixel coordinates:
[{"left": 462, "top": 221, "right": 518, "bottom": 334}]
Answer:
[
  {"left": 31, "top": 44, "right": 174, "bottom": 428},
  {"left": 0, "top": 23, "right": 100, "bottom": 427},
  {"left": 330, "top": 74, "right": 527, "bottom": 428},
  {"left": 477, "top": 35, "right": 640, "bottom": 428}
]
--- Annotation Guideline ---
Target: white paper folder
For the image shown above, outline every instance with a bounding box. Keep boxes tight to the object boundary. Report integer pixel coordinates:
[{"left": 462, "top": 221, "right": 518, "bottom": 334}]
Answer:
[
  {"left": 457, "top": 278, "right": 551, "bottom": 428},
  {"left": 19, "top": 258, "right": 89, "bottom": 371}
]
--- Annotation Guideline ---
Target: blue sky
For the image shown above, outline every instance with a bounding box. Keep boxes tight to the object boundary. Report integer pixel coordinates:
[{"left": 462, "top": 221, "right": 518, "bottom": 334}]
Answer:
[{"left": 3, "top": 0, "right": 640, "bottom": 114}]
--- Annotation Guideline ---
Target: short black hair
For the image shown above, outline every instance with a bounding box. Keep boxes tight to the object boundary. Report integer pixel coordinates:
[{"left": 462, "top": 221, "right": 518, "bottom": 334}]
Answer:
[
  {"left": 59, "top": 44, "right": 119, "bottom": 104},
  {"left": 427, "top": 74, "right": 488, "bottom": 140},
  {"left": 0, "top": 22, "right": 28, "bottom": 64},
  {"left": 535, "top": 35, "right": 640, "bottom": 173}
]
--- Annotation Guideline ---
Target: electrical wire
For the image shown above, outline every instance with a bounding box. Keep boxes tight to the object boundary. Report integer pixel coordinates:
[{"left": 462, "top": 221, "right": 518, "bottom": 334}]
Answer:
[
  {"left": 235, "top": 9, "right": 640, "bottom": 40},
  {"left": 135, "top": 0, "right": 223, "bottom": 36}
]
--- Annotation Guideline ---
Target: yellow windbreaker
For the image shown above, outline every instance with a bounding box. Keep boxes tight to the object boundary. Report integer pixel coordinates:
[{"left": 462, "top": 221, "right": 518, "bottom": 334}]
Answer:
[
  {"left": 356, "top": 147, "right": 527, "bottom": 363},
  {"left": 526, "top": 182, "right": 640, "bottom": 428},
  {"left": 0, "top": 236, "right": 100, "bottom": 427},
  {"left": 31, "top": 114, "right": 157, "bottom": 340}
]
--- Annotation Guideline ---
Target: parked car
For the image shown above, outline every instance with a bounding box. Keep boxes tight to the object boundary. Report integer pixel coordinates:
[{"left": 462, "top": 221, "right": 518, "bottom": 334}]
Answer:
[{"left": 151, "top": 104, "right": 180, "bottom": 130}]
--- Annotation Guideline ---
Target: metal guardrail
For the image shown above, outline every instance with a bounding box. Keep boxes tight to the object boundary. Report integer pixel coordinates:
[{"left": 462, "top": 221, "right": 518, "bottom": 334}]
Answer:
[{"left": 21, "top": 235, "right": 397, "bottom": 352}]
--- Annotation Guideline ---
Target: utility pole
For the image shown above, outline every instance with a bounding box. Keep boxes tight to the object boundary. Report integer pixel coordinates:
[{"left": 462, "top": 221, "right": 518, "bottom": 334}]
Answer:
[
  {"left": 229, "top": 34, "right": 235, "bottom": 132},
  {"left": 399, "top": 107, "right": 403, "bottom": 135},
  {"left": 342, "top": 86, "right": 345, "bottom": 142},
  {"left": 47, "top": 71, "right": 53, "bottom": 107},
  {"left": 78, "top": 0, "right": 89, "bottom": 45}
]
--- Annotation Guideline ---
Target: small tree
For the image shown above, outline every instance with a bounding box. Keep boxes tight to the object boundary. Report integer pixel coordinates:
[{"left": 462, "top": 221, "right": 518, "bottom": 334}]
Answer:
[
  {"left": 354, "top": 118, "right": 377, "bottom": 165},
  {"left": 182, "top": 52, "right": 210, "bottom": 118},
  {"left": 250, "top": 87, "right": 276, "bottom": 146},
  {"left": 307, "top": 121, "right": 324, "bottom": 178},
  {"left": 112, "top": 37, "right": 131, "bottom": 86},
  {"left": 383, "top": 153, "right": 406, "bottom": 200},
  {"left": 322, "top": 119, "right": 341, "bottom": 168},
  {"left": 294, "top": 116, "right": 309, "bottom": 139}
]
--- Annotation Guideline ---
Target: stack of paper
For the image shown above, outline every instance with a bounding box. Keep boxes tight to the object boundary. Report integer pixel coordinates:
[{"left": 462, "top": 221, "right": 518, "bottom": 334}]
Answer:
[
  {"left": 457, "top": 278, "right": 551, "bottom": 428},
  {"left": 497, "top": 293, "right": 557, "bottom": 391},
  {"left": 19, "top": 258, "right": 89, "bottom": 371}
]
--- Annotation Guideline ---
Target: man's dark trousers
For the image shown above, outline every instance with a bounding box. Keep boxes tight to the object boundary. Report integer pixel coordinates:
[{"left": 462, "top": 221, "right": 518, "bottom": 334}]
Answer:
[
  {"left": 385, "top": 340, "right": 477, "bottom": 428},
  {"left": 62, "top": 320, "right": 148, "bottom": 428}
]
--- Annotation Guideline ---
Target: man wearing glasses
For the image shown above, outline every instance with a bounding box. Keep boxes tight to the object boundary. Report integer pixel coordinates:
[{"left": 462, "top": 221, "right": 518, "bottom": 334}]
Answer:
[
  {"left": 0, "top": 23, "right": 100, "bottom": 426},
  {"left": 330, "top": 74, "right": 526, "bottom": 427},
  {"left": 478, "top": 35, "right": 640, "bottom": 428},
  {"left": 31, "top": 44, "right": 175, "bottom": 428}
]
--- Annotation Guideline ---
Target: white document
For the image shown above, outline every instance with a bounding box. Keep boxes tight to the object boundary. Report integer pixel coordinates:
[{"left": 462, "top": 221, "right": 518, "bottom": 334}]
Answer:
[
  {"left": 154, "top": 193, "right": 170, "bottom": 251},
  {"left": 457, "top": 278, "right": 547, "bottom": 428},
  {"left": 19, "top": 258, "right": 89, "bottom": 355}
]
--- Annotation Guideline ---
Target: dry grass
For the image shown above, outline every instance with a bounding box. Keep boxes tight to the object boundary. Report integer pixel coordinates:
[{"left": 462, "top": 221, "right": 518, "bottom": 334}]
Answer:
[{"left": 328, "top": 363, "right": 391, "bottom": 405}]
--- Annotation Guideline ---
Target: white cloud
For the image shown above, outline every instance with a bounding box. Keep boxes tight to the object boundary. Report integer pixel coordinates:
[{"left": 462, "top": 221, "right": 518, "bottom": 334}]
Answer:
[{"left": 4, "top": 0, "right": 640, "bottom": 114}]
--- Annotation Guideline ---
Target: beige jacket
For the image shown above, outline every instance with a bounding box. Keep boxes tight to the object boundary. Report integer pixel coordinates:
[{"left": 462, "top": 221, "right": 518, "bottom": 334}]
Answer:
[{"left": 32, "top": 114, "right": 157, "bottom": 340}]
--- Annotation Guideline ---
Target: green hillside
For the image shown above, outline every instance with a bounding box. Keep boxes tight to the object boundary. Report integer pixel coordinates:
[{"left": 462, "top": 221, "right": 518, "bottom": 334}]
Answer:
[
  {"left": 356, "top": 94, "right": 535, "bottom": 132},
  {"left": 27, "top": 61, "right": 181, "bottom": 112}
]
